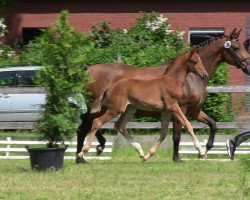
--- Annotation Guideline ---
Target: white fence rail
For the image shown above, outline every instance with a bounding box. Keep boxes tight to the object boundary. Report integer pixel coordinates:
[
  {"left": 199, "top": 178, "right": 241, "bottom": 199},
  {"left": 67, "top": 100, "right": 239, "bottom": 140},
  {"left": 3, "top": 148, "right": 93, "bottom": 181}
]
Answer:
[
  {"left": 0, "top": 137, "right": 113, "bottom": 160},
  {"left": 179, "top": 139, "right": 250, "bottom": 160}
]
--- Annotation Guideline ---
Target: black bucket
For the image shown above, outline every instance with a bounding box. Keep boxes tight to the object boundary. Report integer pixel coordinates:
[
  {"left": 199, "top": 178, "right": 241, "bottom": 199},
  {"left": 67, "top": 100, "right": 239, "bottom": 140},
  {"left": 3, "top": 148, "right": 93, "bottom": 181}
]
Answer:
[{"left": 26, "top": 147, "right": 67, "bottom": 171}]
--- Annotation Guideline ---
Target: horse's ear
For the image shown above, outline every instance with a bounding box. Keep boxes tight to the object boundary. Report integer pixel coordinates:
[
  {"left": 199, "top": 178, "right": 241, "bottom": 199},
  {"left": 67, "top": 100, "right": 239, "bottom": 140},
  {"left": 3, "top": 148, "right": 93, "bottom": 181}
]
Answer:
[
  {"left": 229, "top": 28, "right": 237, "bottom": 40},
  {"left": 189, "top": 48, "right": 195, "bottom": 57},
  {"left": 235, "top": 28, "right": 242, "bottom": 38}
]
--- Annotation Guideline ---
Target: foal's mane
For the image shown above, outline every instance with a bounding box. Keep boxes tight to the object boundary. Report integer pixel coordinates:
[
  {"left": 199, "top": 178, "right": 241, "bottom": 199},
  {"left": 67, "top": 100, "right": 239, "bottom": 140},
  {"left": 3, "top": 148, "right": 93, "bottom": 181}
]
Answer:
[{"left": 161, "top": 51, "right": 189, "bottom": 76}]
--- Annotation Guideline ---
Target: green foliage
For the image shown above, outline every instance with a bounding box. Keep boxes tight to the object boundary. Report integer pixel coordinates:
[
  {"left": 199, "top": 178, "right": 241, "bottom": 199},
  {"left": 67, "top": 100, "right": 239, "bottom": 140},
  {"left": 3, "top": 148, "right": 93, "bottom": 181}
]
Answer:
[
  {"left": 203, "top": 63, "right": 235, "bottom": 122},
  {"left": 23, "top": 10, "right": 92, "bottom": 147},
  {"left": 86, "top": 12, "right": 187, "bottom": 67},
  {"left": 91, "top": 21, "right": 113, "bottom": 48},
  {"left": 0, "top": 45, "right": 19, "bottom": 66}
]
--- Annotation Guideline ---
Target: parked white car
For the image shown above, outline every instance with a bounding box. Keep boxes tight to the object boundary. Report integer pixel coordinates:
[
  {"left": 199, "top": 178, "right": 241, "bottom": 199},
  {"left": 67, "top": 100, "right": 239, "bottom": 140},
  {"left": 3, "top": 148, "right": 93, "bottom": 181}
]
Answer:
[{"left": 0, "top": 66, "right": 87, "bottom": 122}]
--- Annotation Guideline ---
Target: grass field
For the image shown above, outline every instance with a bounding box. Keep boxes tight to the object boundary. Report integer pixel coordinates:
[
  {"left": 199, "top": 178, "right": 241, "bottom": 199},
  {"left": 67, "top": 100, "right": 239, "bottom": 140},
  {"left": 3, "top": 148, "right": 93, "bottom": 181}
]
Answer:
[{"left": 0, "top": 147, "right": 249, "bottom": 200}]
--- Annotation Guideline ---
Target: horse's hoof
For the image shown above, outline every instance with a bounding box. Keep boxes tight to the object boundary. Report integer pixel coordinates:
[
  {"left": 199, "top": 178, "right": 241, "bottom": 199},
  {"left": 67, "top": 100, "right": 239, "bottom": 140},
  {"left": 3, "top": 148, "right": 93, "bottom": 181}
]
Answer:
[
  {"left": 173, "top": 157, "right": 183, "bottom": 163},
  {"left": 96, "top": 145, "right": 104, "bottom": 156},
  {"left": 199, "top": 154, "right": 207, "bottom": 159},
  {"left": 140, "top": 156, "right": 147, "bottom": 162},
  {"left": 75, "top": 155, "right": 87, "bottom": 164}
]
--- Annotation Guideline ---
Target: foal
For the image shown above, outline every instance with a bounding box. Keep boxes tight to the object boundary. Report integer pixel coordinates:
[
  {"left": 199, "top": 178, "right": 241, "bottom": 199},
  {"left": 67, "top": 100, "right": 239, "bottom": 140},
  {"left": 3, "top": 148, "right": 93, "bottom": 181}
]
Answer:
[{"left": 78, "top": 49, "right": 208, "bottom": 161}]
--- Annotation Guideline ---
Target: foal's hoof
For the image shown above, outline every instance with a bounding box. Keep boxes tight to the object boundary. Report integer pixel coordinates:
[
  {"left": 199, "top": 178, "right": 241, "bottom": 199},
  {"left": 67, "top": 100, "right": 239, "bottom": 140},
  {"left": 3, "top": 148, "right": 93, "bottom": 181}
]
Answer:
[
  {"left": 96, "top": 145, "right": 105, "bottom": 156},
  {"left": 139, "top": 155, "right": 146, "bottom": 162},
  {"left": 75, "top": 155, "right": 87, "bottom": 164},
  {"left": 199, "top": 154, "right": 207, "bottom": 159}
]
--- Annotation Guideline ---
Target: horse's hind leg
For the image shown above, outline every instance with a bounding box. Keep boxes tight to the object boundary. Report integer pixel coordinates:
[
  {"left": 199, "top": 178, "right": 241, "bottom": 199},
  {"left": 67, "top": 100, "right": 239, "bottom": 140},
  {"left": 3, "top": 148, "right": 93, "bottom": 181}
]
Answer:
[
  {"left": 115, "top": 106, "right": 145, "bottom": 160},
  {"left": 172, "top": 118, "right": 182, "bottom": 162},
  {"left": 76, "top": 111, "right": 92, "bottom": 163},
  {"left": 78, "top": 109, "right": 118, "bottom": 158},
  {"left": 171, "top": 104, "right": 206, "bottom": 158},
  {"left": 197, "top": 111, "right": 217, "bottom": 152},
  {"left": 95, "top": 130, "right": 107, "bottom": 156},
  {"left": 144, "top": 112, "right": 171, "bottom": 161}
]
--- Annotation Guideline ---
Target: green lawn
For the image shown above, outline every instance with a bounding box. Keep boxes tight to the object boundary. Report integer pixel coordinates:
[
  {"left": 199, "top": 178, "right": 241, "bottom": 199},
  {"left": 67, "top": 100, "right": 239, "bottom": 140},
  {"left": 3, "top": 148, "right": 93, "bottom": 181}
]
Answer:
[{"left": 0, "top": 147, "right": 249, "bottom": 200}]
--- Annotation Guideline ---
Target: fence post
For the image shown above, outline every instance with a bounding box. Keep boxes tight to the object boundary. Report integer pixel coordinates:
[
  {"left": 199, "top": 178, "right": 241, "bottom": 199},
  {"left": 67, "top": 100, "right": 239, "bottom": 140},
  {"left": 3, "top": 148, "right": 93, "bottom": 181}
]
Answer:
[
  {"left": 6, "top": 137, "right": 11, "bottom": 158},
  {"left": 117, "top": 52, "right": 122, "bottom": 63}
]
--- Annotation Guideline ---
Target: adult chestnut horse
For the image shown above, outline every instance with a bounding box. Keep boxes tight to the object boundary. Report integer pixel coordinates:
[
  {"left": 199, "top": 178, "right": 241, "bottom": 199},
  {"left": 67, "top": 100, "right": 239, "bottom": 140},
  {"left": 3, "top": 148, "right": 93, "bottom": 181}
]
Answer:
[
  {"left": 76, "top": 28, "right": 250, "bottom": 163},
  {"left": 78, "top": 49, "right": 208, "bottom": 161}
]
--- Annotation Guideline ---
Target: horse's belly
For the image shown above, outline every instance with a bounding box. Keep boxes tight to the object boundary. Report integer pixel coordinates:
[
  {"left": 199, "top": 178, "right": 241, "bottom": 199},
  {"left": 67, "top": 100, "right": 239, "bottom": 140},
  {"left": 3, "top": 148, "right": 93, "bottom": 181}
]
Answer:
[{"left": 129, "top": 99, "right": 163, "bottom": 112}]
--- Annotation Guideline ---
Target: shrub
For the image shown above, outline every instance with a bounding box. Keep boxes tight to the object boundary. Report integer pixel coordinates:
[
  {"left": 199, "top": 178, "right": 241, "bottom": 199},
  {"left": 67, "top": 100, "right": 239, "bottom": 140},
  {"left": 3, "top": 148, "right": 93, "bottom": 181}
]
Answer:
[{"left": 22, "top": 10, "right": 93, "bottom": 147}]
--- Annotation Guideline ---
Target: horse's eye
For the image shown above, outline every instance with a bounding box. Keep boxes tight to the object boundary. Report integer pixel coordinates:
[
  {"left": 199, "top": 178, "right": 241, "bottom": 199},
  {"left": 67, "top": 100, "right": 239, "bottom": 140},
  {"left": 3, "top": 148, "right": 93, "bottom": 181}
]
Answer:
[
  {"left": 234, "top": 47, "right": 240, "bottom": 52},
  {"left": 191, "top": 60, "right": 197, "bottom": 65}
]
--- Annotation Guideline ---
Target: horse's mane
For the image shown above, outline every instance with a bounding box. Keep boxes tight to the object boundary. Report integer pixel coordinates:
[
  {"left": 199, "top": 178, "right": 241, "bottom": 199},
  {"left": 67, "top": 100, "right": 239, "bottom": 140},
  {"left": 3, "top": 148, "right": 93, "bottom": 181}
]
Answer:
[
  {"left": 161, "top": 51, "right": 188, "bottom": 76},
  {"left": 160, "top": 35, "right": 228, "bottom": 76},
  {"left": 196, "top": 35, "right": 226, "bottom": 48}
]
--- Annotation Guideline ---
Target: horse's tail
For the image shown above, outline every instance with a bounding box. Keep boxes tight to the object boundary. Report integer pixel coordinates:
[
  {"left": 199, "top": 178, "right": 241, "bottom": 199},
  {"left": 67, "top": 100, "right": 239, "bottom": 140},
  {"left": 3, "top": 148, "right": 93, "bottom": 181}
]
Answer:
[{"left": 90, "top": 89, "right": 108, "bottom": 114}]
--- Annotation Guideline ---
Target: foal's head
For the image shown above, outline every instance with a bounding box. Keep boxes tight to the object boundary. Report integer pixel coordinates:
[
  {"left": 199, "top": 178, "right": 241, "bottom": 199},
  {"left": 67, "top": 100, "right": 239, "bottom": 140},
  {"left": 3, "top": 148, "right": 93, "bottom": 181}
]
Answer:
[{"left": 186, "top": 49, "right": 208, "bottom": 80}]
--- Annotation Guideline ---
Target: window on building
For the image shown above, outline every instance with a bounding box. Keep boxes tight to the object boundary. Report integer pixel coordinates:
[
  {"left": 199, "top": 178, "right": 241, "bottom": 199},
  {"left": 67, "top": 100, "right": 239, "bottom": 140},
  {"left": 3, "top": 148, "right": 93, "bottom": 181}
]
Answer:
[
  {"left": 189, "top": 28, "right": 224, "bottom": 46},
  {"left": 22, "top": 28, "right": 44, "bottom": 45}
]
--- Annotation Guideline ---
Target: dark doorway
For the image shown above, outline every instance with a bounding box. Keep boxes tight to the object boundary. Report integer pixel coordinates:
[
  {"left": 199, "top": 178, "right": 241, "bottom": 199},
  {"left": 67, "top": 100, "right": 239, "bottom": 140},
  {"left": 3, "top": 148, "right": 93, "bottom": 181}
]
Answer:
[{"left": 22, "top": 28, "right": 44, "bottom": 45}]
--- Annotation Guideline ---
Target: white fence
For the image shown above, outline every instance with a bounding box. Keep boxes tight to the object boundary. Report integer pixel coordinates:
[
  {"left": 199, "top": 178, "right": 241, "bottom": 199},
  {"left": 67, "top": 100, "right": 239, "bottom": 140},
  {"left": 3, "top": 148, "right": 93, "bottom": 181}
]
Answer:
[
  {"left": 0, "top": 86, "right": 250, "bottom": 160},
  {"left": 179, "top": 139, "right": 250, "bottom": 160},
  {"left": 0, "top": 137, "right": 113, "bottom": 160}
]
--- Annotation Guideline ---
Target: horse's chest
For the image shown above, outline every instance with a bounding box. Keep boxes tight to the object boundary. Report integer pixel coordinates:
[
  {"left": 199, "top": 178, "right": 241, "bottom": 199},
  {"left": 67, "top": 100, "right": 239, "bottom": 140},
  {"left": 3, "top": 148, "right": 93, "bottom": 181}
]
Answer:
[
  {"left": 183, "top": 78, "right": 206, "bottom": 104},
  {"left": 182, "top": 86, "right": 206, "bottom": 106}
]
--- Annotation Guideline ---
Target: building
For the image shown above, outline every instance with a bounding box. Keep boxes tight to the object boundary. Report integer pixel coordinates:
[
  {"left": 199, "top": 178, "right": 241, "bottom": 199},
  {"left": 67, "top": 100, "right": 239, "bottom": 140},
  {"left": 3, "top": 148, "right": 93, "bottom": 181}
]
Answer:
[{"left": 2, "top": 1, "right": 250, "bottom": 98}]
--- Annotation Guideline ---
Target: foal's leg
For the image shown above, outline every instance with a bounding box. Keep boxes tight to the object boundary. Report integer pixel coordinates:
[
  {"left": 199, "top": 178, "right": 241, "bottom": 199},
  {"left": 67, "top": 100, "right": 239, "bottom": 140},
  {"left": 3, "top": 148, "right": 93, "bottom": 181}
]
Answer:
[
  {"left": 76, "top": 112, "right": 107, "bottom": 163},
  {"left": 197, "top": 111, "right": 217, "bottom": 152},
  {"left": 143, "top": 112, "right": 171, "bottom": 161},
  {"left": 115, "top": 106, "right": 145, "bottom": 160},
  {"left": 171, "top": 104, "right": 206, "bottom": 158},
  {"left": 78, "top": 109, "right": 118, "bottom": 158}
]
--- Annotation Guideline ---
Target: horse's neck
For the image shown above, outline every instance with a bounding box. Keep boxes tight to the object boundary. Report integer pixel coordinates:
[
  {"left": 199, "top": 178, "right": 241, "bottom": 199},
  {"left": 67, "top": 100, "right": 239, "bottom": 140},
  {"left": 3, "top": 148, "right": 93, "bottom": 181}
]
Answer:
[
  {"left": 199, "top": 39, "right": 225, "bottom": 78},
  {"left": 163, "top": 57, "right": 188, "bottom": 88}
]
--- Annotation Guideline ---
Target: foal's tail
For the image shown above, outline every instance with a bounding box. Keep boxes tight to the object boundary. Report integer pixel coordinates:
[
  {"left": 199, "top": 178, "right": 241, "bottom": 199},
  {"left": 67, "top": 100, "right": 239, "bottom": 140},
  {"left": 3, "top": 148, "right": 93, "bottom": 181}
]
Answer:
[{"left": 90, "top": 90, "right": 108, "bottom": 114}]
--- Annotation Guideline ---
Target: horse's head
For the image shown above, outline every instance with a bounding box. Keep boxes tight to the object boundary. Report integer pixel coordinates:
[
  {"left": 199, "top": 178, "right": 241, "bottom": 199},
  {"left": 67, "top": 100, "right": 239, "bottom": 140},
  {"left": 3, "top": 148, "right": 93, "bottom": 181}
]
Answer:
[
  {"left": 187, "top": 48, "right": 208, "bottom": 80},
  {"left": 222, "top": 28, "right": 250, "bottom": 75}
]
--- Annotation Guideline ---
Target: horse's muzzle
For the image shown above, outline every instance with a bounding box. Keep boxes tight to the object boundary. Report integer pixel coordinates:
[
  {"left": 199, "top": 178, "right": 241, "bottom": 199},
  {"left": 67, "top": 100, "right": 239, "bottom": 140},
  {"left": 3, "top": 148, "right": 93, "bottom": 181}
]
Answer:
[{"left": 200, "top": 73, "right": 208, "bottom": 80}]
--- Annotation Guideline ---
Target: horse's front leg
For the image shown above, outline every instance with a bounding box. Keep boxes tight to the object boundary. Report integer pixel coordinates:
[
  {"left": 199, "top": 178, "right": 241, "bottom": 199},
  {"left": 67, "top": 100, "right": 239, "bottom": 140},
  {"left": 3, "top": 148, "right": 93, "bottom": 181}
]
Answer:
[
  {"left": 197, "top": 110, "right": 217, "bottom": 152},
  {"left": 171, "top": 104, "right": 207, "bottom": 158},
  {"left": 144, "top": 112, "right": 171, "bottom": 161}
]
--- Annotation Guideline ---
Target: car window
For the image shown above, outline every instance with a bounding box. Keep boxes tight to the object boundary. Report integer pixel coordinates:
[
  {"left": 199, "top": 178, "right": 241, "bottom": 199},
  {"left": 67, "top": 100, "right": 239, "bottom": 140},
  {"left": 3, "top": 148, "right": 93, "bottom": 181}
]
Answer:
[
  {"left": 17, "top": 70, "right": 38, "bottom": 87},
  {"left": 0, "top": 71, "right": 16, "bottom": 87}
]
